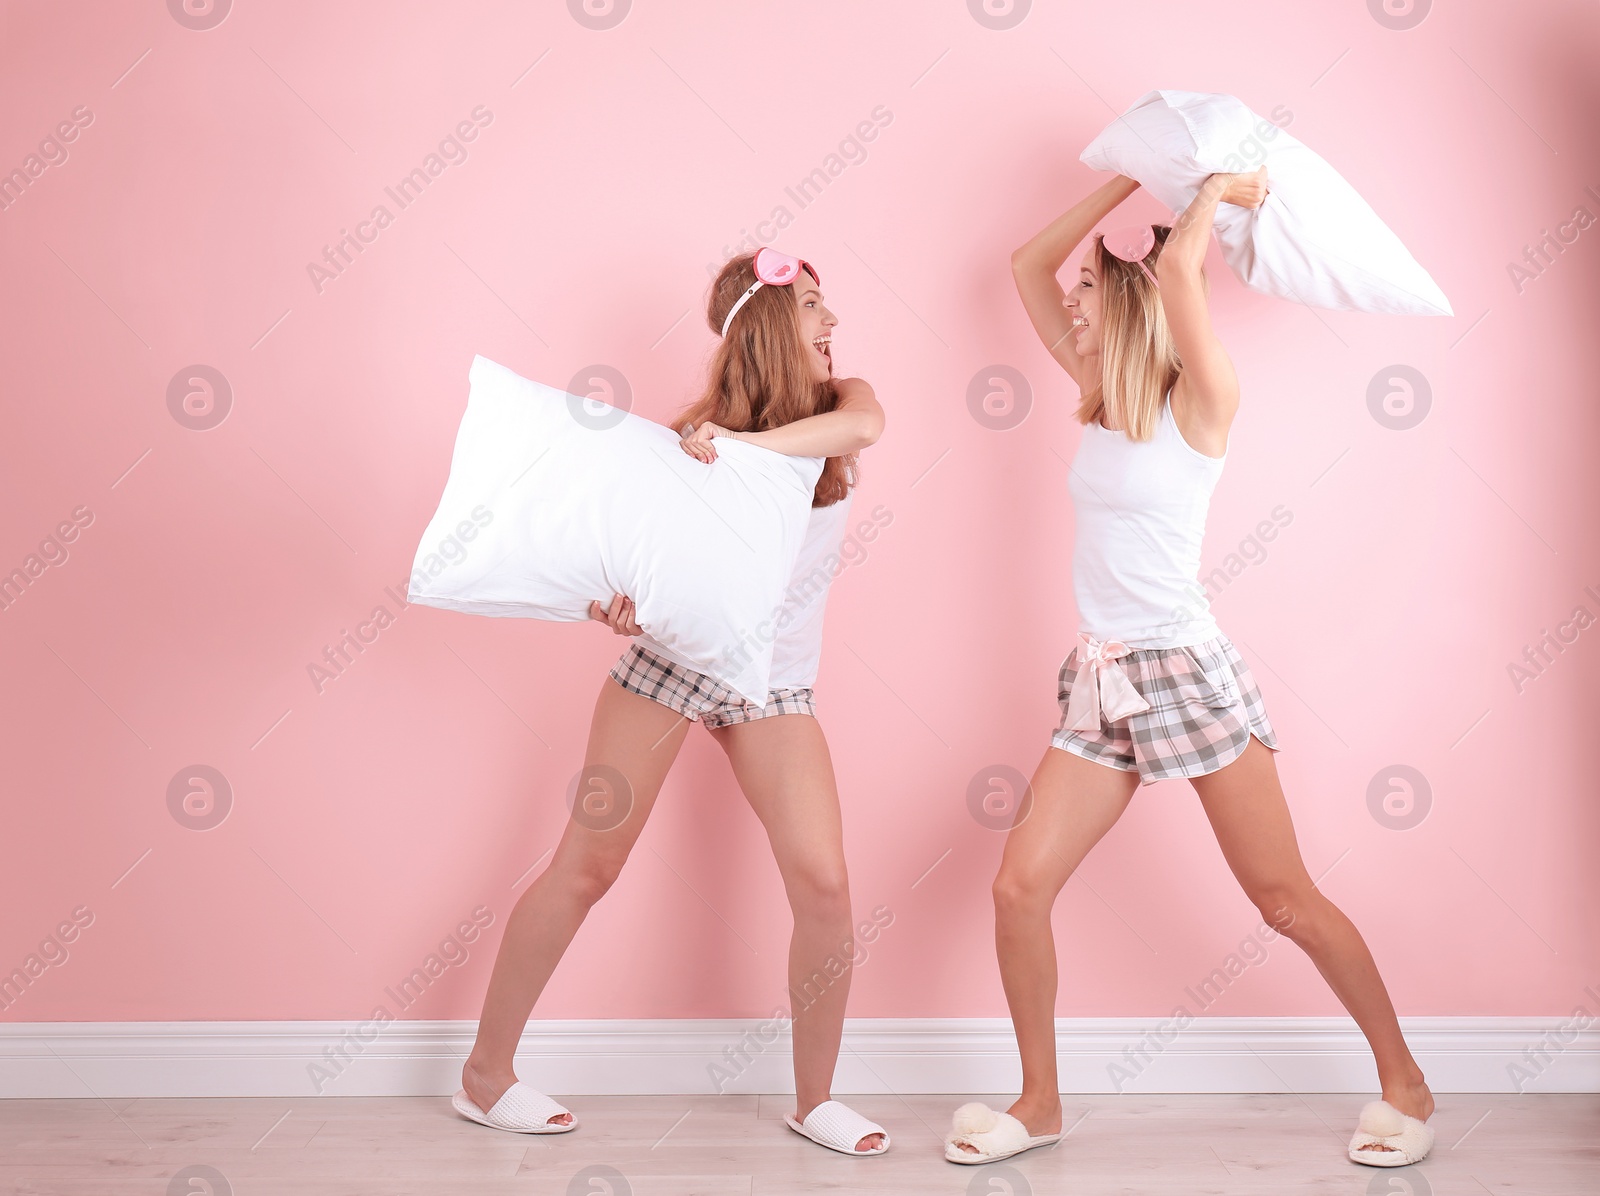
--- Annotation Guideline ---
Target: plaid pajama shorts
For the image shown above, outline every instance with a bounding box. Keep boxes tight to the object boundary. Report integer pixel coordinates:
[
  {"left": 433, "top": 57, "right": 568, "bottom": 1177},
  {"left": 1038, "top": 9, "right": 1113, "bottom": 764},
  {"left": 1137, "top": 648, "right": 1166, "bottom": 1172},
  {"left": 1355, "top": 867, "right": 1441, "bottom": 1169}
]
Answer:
[
  {"left": 608, "top": 644, "right": 817, "bottom": 728},
  {"left": 1050, "top": 633, "right": 1279, "bottom": 784}
]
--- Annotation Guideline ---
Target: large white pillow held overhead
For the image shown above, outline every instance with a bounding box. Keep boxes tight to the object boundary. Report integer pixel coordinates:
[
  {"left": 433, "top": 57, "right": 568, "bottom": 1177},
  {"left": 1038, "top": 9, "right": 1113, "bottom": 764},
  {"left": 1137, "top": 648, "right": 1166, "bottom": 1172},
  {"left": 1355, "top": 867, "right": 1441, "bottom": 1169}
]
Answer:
[
  {"left": 407, "top": 355, "right": 824, "bottom": 704},
  {"left": 1081, "top": 89, "right": 1452, "bottom": 316}
]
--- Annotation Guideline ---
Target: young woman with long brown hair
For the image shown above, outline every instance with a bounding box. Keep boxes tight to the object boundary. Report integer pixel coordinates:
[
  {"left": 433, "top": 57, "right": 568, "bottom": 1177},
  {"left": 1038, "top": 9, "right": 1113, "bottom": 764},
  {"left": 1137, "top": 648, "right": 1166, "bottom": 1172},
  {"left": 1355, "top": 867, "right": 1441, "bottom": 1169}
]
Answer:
[
  {"left": 943, "top": 172, "right": 1436, "bottom": 1169},
  {"left": 454, "top": 248, "right": 894, "bottom": 1156}
]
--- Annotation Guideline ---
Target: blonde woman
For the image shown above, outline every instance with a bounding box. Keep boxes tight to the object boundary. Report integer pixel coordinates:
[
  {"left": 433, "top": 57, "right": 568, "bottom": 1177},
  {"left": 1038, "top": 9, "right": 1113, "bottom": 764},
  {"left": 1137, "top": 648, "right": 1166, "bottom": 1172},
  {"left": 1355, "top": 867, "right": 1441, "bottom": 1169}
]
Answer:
[
  {"left": 454, "top": 249, "right": 894, "bottom": 1156},
  {"left": 944, "top": 173, "right": 1435, "bottom": 1169}
]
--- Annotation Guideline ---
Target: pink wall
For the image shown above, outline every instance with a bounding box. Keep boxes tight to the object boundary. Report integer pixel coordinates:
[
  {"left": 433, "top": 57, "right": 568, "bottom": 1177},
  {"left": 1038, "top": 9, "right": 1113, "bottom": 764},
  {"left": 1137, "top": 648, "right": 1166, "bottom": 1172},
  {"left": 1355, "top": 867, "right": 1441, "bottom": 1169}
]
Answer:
[{"left": 3, "top": 1, "right": 1597, "bottom": 1028}]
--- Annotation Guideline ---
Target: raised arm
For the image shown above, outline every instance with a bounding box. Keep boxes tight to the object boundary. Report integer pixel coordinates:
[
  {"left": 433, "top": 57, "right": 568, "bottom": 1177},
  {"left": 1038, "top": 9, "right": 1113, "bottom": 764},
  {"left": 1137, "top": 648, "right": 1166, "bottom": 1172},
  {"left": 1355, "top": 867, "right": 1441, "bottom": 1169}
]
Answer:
[
  {"left": 1158, "top": 166, "right": 1268, "bottom": 454},
  {"left": 680, "top": 377, "right": 884, "bottom": 461},
  {"left": 1011, "top": 174, "right": 1141, "bottom": 388}
]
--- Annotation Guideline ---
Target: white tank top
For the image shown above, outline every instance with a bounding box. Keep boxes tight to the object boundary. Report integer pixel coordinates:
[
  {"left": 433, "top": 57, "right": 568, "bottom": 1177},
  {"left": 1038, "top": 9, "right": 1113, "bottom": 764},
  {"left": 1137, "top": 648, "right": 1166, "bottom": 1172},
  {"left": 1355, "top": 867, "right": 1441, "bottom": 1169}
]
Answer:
[
  {"left": 766, "top": 491, "right": 854, "bottom": 689},
  {"left": 1067, "top": 392, "right": 1224, "bottom": 648}
]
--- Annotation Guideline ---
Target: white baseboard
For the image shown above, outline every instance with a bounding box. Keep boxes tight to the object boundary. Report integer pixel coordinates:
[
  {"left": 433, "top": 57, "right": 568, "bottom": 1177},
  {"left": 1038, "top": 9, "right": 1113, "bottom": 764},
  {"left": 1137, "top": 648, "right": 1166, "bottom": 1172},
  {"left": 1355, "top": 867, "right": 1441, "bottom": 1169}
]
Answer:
[{"left": 1, "top": 1017, "right": 1594, "bottom": 1099}]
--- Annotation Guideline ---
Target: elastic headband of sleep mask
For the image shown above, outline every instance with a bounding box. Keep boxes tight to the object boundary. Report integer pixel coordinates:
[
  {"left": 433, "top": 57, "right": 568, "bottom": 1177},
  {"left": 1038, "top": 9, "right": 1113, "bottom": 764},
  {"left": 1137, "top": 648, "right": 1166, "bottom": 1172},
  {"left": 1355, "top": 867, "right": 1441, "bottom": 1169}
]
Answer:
[
  {"left": 1099, "top": 225, "right": 1160, "bottom": 287},
  {"left": 719, "top": 247, "right": 821, "bottom": 337}
]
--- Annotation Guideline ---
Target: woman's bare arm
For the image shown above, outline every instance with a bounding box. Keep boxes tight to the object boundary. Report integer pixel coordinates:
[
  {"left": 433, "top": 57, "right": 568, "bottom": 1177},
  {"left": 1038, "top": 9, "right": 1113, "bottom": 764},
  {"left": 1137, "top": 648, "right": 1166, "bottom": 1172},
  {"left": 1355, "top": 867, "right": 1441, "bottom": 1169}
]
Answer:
[
  {"left": 680, "top": 377, "right": 884, "bottom": 461},
  {"left": 1157, "top": 166, "right": 1267, "bottom": 452},
  {"left": 1011, "top": 174, "right": 1140, "bottom": 387}
]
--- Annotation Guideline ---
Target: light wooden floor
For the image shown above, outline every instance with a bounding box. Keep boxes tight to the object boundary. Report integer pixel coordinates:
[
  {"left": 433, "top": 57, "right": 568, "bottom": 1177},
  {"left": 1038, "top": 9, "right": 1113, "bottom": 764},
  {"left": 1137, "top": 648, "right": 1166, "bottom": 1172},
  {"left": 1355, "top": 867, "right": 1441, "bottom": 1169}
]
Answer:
[{"left": 4, "top": 1092, "right": 1596, "bottom": 1194}]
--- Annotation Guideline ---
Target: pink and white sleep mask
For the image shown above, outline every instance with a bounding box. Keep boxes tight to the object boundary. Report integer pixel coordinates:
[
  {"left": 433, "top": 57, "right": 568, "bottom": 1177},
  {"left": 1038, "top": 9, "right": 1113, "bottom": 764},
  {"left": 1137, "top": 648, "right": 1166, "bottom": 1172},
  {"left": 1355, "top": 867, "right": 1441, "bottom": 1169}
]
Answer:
[
  {"left": 1100, "top": 225, "right": 1160, "bottom": 287},
  {"left": 720, "top": 247, "right": 821, "bottom": 336}
]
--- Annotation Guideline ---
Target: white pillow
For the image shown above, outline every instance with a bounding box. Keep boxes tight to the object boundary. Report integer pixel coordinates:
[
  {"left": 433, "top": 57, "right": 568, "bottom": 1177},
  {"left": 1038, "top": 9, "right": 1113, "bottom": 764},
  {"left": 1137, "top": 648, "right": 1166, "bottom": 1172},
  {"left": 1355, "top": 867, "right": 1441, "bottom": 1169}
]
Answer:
[
  {"left": 407, "top": 355, "right": 824, "bottom": 703},
  {"left": 1081, "top": 89, "right": 1452, "bottom": 316}
]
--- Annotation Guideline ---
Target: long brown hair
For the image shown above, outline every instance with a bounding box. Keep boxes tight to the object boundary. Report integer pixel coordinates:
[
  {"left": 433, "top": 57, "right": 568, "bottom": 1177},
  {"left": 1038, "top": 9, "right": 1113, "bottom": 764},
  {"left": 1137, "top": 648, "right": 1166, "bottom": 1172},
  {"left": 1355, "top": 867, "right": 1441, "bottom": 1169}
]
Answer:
[
  {"left": 1075, "top": 224, "right": 1206, "bottom": 441},
  {"left": 676, "top": 253, "right": 856, "bottom": 507}
]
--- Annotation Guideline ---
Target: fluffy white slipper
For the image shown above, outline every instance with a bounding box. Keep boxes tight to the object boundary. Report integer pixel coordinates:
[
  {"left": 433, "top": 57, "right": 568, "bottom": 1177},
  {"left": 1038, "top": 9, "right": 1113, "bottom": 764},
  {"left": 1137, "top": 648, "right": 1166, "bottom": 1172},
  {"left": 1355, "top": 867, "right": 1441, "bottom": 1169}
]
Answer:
[
  {"left": 944, "top": 1101, "right": 1062, "bottom": 1164},
  {"left": 783, "top": 1099, "right": 890, "bottom": 1155},
  {"left": 452, "top": 1081, "right": 577, "bottom": 1134},
  {"left": 1347, "top": 1099, "right": 1434, "bottom": 1166}
]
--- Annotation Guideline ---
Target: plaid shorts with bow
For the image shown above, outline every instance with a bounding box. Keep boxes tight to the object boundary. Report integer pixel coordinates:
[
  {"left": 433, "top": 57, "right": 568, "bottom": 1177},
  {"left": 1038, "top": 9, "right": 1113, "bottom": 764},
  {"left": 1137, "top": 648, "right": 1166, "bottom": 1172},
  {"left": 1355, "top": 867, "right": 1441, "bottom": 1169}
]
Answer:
[{"left": 1050, "top": 633, "right": 1279, "bottom": 784}]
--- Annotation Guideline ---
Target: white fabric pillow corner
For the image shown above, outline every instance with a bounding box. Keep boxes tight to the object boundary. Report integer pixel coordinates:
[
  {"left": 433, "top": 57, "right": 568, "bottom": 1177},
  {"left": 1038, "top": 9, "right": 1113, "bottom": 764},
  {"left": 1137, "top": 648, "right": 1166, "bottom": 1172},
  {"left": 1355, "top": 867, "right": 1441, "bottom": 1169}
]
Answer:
[
  {"left": 407, "top": 354, "right": 824, "bottom": 703},
  {"left": 1081, "top": 88, "right": 1452, "bottom": 317}
]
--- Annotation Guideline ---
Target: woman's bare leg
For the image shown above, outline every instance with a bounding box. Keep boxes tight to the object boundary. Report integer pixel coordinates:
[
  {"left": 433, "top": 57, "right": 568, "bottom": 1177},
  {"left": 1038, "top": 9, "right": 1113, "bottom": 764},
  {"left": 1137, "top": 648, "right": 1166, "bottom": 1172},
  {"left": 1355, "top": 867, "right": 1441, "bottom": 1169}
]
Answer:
[
  {"left": 1189, "top": 735, "right": 1434, "bottom": 1141},
  {"left": 953, "top": 747, "right": 1140, "bottom": 1152},
  {"left": 709, "top": 714, "right": 883, "bottom": 1151},
  {"left": 460, "top": 674, "right": 693, "bottom": 1122}
]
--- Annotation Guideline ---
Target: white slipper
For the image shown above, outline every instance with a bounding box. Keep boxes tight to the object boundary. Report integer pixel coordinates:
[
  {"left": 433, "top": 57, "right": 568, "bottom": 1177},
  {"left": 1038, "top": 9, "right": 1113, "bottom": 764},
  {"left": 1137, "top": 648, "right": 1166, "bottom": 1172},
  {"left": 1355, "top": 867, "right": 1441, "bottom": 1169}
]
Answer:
[
  {"left": 944, "top": 1101, "right": 1062, "bottom": 1164},
  {"left": 1347, "top": 1098, "right": 1434, "bottom": 1166},
  {"left": 452, "top": 1081, "right": 577, "bottom": 1134},
  {"left": 783, "top": 1099, "right": 890, "bottom": 1155}
]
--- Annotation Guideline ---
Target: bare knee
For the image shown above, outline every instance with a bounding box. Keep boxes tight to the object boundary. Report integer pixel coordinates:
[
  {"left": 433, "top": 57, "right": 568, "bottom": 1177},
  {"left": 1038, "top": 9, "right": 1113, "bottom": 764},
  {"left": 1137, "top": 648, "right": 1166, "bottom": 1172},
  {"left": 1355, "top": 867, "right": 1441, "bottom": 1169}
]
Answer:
[
  {"left": 1246, "top": 884, "right": 1323, "bottom": 945},
  {"left": 992, "top": 861, "right": 1062, "bottom": 919},
  {"left": 786, "top": 858, "right": 851, "bottom": 924},
  {"left": 563, "top": 851, "right": 630, "bottom": 909}
]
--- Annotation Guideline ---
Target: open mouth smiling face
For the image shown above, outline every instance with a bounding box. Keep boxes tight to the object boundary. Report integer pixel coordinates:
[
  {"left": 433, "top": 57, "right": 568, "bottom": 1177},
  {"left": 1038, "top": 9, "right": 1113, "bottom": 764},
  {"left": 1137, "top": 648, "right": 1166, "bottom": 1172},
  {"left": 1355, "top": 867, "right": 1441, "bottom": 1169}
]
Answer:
[{"left": 792, "top": 270, "right": 837, "bottom": 381}]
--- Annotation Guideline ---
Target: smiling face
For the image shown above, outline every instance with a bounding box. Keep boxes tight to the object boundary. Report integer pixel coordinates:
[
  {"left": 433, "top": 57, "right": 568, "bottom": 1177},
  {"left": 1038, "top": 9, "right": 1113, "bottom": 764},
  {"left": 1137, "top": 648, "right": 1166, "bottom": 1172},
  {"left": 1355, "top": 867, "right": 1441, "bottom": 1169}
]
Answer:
[
  {"left": 1062, "top": 245, "right": 1103, "bottom": 358},
  {"left": 791, "top": 268, "right": 837, "bottom": 383}
]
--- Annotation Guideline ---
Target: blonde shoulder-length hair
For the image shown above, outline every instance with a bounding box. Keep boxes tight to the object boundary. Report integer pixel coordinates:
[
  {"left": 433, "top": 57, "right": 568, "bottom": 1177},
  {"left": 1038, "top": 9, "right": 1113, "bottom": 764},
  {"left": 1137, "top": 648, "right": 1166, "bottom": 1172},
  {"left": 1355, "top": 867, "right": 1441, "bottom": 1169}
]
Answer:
[{"left": 1075, "top": 224, "right": 1207, "bottom": 441}]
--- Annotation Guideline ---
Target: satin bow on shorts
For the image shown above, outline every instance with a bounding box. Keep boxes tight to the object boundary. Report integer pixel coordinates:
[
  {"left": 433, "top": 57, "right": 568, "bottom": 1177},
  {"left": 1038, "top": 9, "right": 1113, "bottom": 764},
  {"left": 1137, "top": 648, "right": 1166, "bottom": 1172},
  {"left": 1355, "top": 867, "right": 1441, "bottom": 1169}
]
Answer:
[
  {"left": 1058, "top": 632, "right": 1152, "bottom": 732},
  {"left": 1050, "top": 631, "right": 1281, "bottom": 784}
]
